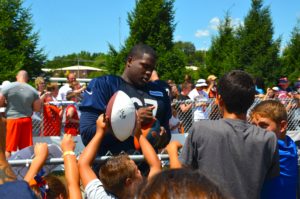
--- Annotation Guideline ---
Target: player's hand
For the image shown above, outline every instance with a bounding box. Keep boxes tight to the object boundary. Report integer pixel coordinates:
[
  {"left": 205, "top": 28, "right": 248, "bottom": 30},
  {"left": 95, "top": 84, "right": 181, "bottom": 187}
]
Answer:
[
  {"left": 137, "top": 106, "right": 155, "bottom": 126},
  {"left": 96, "top": 114, "right": 107, "bottom": 133},
  {"left": 61, "top": 134, "right": 75, "bottom": 152}
]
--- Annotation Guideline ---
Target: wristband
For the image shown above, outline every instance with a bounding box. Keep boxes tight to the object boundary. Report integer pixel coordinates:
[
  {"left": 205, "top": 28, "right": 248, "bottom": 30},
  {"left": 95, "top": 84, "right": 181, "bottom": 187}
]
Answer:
[{"left": 62, "top": 151, "right": 76, "bottom": 158}]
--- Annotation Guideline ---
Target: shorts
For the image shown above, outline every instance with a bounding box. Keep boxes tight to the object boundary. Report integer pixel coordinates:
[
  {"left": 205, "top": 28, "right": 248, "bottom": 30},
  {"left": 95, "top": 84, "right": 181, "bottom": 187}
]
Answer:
[
  {"left": 64, "top": 127, "right": 79, "bottom": 136},
  {"left": 6, "top": 117, "right": 33, "bottom": 152}
]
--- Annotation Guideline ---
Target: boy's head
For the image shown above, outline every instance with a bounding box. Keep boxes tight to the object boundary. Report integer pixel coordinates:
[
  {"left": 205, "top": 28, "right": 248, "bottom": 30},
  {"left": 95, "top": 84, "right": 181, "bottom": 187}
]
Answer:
[
  {"left": 66, "top": 91, "right": 79, "bottom": 102},
  {"left": 217, "top": 70, "right": 255, "bottom": 115},
  {"left": 99, "top": 154, "right": 143, "bottom": 198},
  {"left": 250, "top": 100, "right": 287, "bottom": 139}
]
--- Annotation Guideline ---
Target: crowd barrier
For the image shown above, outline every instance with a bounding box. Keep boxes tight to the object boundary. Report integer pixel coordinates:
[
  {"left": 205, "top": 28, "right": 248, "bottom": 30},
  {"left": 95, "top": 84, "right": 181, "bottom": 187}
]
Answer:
[
  {"left": 32, "top": 98, "right": 299, "bottom": 137},
  {"left": 172, "top": 98, "right": 300, "bottom": 134},
  {"left": 6, "top": 97, "right": 297, "bottom": 170}
]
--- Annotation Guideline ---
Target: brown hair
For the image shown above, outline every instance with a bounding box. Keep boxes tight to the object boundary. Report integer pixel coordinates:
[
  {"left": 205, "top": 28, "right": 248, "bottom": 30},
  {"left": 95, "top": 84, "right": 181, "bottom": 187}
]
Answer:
[
  {"left": 46, "top": 83, "right": 58, "bottom": 92},
  {"left": 137, "top": 169, "right": 228, "bottom": 199},
  {"left": 99, "top": 154, "right": 137, "bottom": 197},
  {"left": 66, "top": 91, "right": 79, "bottom": 101},
  {"left": 70, "top": 81, "right": 80, "bottom": 90},
  {"left": 250, "top": 100, "right": 287, "bottom": 124},
  {"left": 30, "top": 175, "right": 67, "bottom": 199}
]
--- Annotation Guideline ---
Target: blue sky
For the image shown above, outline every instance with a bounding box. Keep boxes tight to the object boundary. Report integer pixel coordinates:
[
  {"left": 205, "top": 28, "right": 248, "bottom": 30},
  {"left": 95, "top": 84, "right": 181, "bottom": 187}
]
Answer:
[{"left": 24, "top": 0, "right": 300, "bottom": 60}]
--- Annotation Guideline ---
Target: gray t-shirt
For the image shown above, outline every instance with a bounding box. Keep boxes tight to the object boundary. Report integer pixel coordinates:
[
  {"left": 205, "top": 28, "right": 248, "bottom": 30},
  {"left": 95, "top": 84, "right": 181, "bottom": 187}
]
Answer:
[
  {"left": 1, "top": 82, "right": 39, "bottom": 118},
  {"left": 179, "top": 118, "right": 279, "bottom": 199}
]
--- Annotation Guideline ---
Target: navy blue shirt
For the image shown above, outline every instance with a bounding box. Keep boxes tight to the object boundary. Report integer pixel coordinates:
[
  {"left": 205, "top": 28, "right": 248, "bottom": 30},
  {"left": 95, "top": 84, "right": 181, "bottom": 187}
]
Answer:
[
  {"left": 79, "top": 75, "right": 171, "bottom": 155},
  {"left": 0, "top": 180, "right": 37, "bottom": 199}
]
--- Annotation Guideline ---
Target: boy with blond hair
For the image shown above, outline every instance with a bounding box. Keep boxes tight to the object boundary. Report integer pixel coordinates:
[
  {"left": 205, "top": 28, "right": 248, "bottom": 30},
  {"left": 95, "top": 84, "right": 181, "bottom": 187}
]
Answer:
[{"left": 250, "top": 100, "right": 298, "bottom": 199}]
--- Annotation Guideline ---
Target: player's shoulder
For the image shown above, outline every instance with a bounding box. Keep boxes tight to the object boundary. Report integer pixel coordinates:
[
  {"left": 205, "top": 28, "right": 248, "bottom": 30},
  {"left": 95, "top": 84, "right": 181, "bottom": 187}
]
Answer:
[
  {"left": 147, "top": 81, "right": 169, "bottom": 98},
  {"left": 91, "top": 75, "right": 122, "bottom": 85}
]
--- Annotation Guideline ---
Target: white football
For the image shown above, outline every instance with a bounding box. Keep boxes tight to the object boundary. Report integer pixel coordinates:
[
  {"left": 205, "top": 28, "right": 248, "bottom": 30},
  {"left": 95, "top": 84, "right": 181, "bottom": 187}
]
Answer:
[{"left": 106, "top": 90, "right": 136, "bottom": 141}]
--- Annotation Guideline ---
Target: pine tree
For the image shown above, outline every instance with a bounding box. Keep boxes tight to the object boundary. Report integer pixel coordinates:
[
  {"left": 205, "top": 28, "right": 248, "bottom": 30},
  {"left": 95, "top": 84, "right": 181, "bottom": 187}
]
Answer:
[
  {"left": 281, "top": 20, "right": 300, "bottom": 82},
  {"left": 235, "top": 0, "right": 280, "bottom": 85},
  {"left": 106, "top": 0, "right": 186, "bottom": 82},
  {"left": 0, "top": 0, "right": 46, "bottom": 82},
  {"left": 206, "top": 13, "right": 237, "bottom": 77}
]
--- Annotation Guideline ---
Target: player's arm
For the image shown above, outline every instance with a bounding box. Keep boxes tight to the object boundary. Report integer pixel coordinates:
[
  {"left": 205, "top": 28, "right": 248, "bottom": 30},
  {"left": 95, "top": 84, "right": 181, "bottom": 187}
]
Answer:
[
  {"left": 61, "top": 134, "right": 82, "bottom": 199},
  {"left": 24, "top": 143, "right": 48, "bottom": 182},
  {"left": 32, "top": 98, "right": 42, "bottom": 112},
  {"left": 134, "top": 115, "right": 161, "bottom": 179},
  {"left": 79, "top": 77, "right": 115, "bottom": 145},
  {"left": 66, "top": 106, "right": 79, "bottom": 123},
  {"left": 78, "top": 114, "right": 107, "bottom": 188}
]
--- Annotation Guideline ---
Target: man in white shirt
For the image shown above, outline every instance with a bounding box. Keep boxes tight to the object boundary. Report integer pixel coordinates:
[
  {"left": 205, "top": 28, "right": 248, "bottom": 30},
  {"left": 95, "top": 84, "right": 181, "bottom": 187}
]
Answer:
[
  {"left": 188, "top": 79, "right": 209, "bottom": 121},
  {"left": 57, "top": 73, "right": 76, "bottom": 101}
]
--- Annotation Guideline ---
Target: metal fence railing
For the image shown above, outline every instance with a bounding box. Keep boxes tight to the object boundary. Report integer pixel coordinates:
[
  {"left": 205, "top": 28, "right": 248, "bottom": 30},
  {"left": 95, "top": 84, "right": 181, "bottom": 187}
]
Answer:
[
  {"left": 32, "top": 98, "right": 299, "bottom": 137},
  {"left": 172, "top": 98, "right": 300, "bottom": 134}
]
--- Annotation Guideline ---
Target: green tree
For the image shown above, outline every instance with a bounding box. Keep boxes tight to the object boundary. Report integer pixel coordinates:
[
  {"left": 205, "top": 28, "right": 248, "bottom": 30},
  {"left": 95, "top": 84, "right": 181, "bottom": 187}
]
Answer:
[
  {"left": 206, "top": 13, "right": 237, "bottom": 77},
  {"left": 106, "top": 0, "right": 185, "bottom": 82},
  {"left": 235, "top": 0, "right": 281, "bottom": 85},
  {"left": 281, "top": 20, "right": 300, "bottom": 82},
  {"left": 0, "top": 0, "right": 46, "bottom": 82},
  {"left": 45, "top": 51, "right": 100, "bottom": 69}
]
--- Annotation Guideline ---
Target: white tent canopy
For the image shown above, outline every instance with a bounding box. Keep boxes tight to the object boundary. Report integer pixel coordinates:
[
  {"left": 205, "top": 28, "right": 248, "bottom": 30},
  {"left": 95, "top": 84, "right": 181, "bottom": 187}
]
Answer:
[{"left": 52, "top": 65, "right": 104, "bottom": 72}]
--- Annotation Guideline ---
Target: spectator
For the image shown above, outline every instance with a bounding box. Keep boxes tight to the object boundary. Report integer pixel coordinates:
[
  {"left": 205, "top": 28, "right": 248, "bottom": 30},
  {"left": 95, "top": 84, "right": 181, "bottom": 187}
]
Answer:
[
  {"left": 42, "top": 86, "right": 63, "bottom": 136},
  {"left": 179, "top": 70, "right": 280, "bottom": 199},
  {"left": 64, "top": 92, "right": 80, "bottom": 136},
  {"left": 78, "top": 114, "right": 161, "bottom": 199},
  {"left": 45, "top": 82, "right": 59, "bottom": 102},
  {"left": 0, "top": 70, "right": 41, "bottom": 158},
  {"left": 277, "top": 77, "right": 293, "bottom": 100},
  {"left": 263, "top": 86, "right": 280, "bottom": 100},
  {"left": 0, "top": 116, "right": 37, "bottom": 199},
  {"left": 169, "top": 106, "right": 182, "bottom": 134},
  {"left": 34, "top": 77, "right": 46, "bottom": 97},
  {"left": 79, "top": 43, "right": 171, "bottom": 157},
  {"left": 176, "top": 82, "right": 193, "bottom": 133},
  {"left": 0, "top": 81, "right": 11, "bottom": 118},
  {"left": 250, "top": 100, "right": 298, "bottom": 199},
  {"left": 206, "top": 74, "right": 218, "bottom": 98},
  {"left": 70, "top": 80, "right": 86, "bottom": 100},
  {"left": 137, "top": 168, "right": 228, "bottom": 199},
  {"left": 188, "top": 79, "right": 209, "bottom": 121},
  {"left": 57, "top": 73, "right": 76, "bottom": 101}
]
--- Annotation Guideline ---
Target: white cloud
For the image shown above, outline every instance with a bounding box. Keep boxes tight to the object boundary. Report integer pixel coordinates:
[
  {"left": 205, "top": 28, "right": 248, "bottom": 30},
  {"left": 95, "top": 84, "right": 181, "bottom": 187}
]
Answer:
[
  {"left": 209, "top": 17, "right": 220, "bottom": 30},
  {"left": 195, "top": 29, "right": 210, "bottom": 38},
  {"left": 230, "top": 17, "right": 243, "bottom": 28}
]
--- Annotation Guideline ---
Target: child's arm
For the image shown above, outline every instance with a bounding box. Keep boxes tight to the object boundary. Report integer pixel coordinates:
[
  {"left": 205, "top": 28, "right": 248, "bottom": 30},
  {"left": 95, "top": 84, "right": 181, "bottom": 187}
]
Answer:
[
  {"left": 24, "top": 143, "right": 48, "bottom": 182},
  {"left": 135, "top": 117, "right": 162, "bottom": 179},
  {"left": 61, "top": 134, "right": 82, "bottom": 199},
  {"left": 66, "top": 106, "right": 79, "bottom": 123},
  {"left": 78, "top": 114, "right": 106, "bottom": 188},
  {"left": 166, "top": 141, "right": 183, "bottom": 169}
]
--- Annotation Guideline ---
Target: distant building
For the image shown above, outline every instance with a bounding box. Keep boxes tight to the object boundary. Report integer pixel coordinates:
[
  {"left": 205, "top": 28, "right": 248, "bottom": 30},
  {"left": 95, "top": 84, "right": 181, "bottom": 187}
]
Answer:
[
  {"left": 185, "top": 65, "right": 199, "bottom": 71},
  {"left": 42, "top": 65, "right": 105, "bottom": 78}
]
